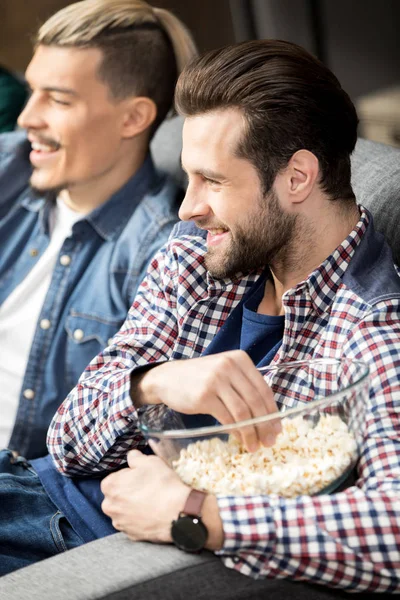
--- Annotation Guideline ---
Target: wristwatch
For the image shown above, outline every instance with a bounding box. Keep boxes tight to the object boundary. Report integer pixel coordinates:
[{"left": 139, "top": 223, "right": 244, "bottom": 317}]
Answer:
[{"left": 171, "top": 488, "right": 208, "bottom": 553}]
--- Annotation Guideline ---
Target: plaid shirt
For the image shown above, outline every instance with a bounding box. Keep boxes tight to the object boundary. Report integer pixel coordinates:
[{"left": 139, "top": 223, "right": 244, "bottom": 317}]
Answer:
[{"left": 48, "top": 208, "right": 400, "bottom": 592}]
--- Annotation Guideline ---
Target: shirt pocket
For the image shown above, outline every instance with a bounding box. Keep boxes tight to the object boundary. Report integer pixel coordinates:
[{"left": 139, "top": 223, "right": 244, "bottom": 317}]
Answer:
[{"left": 65, "top": 311, "right": 123, "bottom": 391}]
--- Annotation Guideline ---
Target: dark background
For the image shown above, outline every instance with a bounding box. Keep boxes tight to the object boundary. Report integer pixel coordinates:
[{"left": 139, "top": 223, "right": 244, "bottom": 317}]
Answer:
[
  {"left": 1, "top": 0, "right": 399, "bottom": 144},
  {"left": 1, "top": 0, "right": 399, "bottom": 99},
  {"left": 0, "top": 0, "right": 234, "bottom": 72}
]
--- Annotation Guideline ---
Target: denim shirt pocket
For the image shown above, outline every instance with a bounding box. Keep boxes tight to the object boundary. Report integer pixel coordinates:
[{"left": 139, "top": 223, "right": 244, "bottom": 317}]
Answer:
[{"left": 65, "top": 311, "right": 124, "bottom": 391}]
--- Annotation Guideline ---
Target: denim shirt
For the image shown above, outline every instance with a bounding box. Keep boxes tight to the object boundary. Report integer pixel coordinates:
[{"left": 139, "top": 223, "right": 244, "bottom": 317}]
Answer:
[{"left": 0, "top": 132, "right": 181, "bottom": 459}]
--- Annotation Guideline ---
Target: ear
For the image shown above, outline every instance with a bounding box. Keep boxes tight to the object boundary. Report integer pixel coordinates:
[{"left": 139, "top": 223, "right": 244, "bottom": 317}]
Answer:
[
  {"left": 120, "top": 96, "right": 157, "bottom": 139},
  {"left": 278, "top": 149, "right": 320, "bottom": 206}
]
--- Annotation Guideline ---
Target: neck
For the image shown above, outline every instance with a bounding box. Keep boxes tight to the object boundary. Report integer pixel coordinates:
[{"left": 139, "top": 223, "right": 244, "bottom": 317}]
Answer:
[
  {"left": 60, "top": 146, "right": 148, "bottom": 214},
  {"left": 258, "top": 202, "right": 360, "bottom": 316}
]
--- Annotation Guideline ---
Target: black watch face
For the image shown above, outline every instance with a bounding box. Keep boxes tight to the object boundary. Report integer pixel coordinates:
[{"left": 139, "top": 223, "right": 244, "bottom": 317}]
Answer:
[{"left": 171, "top": 515, "right": 208, "bottom": 553}]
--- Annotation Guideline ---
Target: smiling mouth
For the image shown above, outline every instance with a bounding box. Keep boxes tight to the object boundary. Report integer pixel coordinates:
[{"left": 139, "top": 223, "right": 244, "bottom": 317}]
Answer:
[
  {"left": 206, "top": 228, "right": 230, "bottom": 248},
  {"left": 31, "top": 141, "right": 61, "bottom": 153},
  {"left": 207, "top": 228, "right": 228, "bottom": 236}
]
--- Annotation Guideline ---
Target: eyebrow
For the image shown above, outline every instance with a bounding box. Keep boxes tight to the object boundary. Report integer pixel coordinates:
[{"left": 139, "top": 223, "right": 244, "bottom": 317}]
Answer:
[
  {"left": 180, "top": 163, "right": 226, "bottom": 181},
  {"left": 42, "top": 86, "right": 78, "bottom": 96},
  {"left": 26, "top": 83, "right": 78, "bottom": 96}
]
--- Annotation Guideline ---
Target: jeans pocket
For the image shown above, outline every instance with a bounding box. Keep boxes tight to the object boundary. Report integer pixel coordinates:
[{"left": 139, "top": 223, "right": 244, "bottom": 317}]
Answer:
[{"left": 50, "top": 510, "right": 84, "bottom": 554}]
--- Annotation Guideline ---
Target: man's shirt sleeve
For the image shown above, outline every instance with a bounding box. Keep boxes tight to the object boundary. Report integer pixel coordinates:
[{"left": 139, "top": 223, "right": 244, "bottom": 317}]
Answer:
[
  {"left": 216, "top": 302, "right": 400, "bottom": 592},
  {"left": 47, "top": 241, "right": 180, "bottom": 475}
]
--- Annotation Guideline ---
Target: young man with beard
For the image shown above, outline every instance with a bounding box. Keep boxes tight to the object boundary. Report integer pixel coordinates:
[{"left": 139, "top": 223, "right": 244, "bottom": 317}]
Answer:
[
  {"left": 0, "top": 0, "right": 196, "bottom": 459},
  {"left": 1, "top": 40, "right": 400, "bottom": 595}
]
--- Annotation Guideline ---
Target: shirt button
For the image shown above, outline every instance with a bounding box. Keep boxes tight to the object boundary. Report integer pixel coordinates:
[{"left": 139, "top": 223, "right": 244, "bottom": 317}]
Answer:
[
  {"left": 40, "top": 319, "right": 51, "bottom": 330},
  {"left": 23, "top": 389, "right": 35, "bottom": 400},
  {"left": 232, "top": 557, "right": 240, "bottom": 564},
  {"left": 60, "top": 254, "right": 71, "bottom": 266},
  {"left": 30, "top": 248, "right": 39, "bottom": 257},
  {"left": 73, "top": 329, "right": 84, "bottom": 341},
  {"left": 107, "top": 338, "right": 113, "bottom": 346}
]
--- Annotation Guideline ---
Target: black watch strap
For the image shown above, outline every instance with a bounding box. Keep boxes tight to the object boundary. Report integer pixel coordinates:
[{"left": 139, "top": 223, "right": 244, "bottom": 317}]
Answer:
[{"left": 171, "top": 488, "right": 208, "bottom": 553}]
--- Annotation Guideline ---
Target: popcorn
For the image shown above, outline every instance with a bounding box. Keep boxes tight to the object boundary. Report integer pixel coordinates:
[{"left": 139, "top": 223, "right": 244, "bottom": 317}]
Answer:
[{"left": 172, "top": 415, "right": 357, "bottom": 497}]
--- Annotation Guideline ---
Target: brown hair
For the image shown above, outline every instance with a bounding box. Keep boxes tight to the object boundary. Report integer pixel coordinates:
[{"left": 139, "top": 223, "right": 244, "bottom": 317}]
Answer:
[
  {"left": 175, "top": 39, "right": 358, "bottom": 201},
  {"left": 36, "top": 0, "right": 197, "bottom": 135}
]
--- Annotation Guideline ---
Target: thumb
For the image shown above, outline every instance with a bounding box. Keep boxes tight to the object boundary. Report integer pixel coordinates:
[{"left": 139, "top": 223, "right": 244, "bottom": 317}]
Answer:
[{"left": 127, "top": 449, "right": 143, "bottom": 468}]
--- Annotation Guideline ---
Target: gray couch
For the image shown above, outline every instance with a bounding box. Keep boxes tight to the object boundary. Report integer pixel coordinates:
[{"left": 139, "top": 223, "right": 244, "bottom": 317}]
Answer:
[{"left": 2, "top": 120, "right": 399, "bottom": 599}]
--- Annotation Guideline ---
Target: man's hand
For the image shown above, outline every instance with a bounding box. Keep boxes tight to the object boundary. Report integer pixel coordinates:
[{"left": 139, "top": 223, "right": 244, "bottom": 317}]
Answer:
[
  {"left": 101, "top": 450, "right": 224, "bottom": 550},
  {"left": 101, "top": 450, "right": 189, "bottom": 544},
  {"left": 136, "top": 350, "right": 281, "bottom": 452}
]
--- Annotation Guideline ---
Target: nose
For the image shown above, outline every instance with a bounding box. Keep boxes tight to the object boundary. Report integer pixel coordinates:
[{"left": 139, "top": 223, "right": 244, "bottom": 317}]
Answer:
[
  {"left": 178, "top": 182, "right": 211, "bottom": 222},
  {"left": 17, "top": 92, "right": 46, "bottom": 130}
]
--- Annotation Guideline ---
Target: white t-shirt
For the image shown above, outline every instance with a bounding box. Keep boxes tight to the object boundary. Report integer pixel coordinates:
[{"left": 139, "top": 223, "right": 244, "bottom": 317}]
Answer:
[{"left": 0, "top": 197, "right": 83, "bottom": 448}]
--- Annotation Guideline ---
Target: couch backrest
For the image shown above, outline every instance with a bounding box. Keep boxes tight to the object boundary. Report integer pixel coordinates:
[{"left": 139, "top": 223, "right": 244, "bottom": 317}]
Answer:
[
  {"left": 151, "top": 116, "right": 186, "bottom": 188},
  {"left": 351, "top": 138, "right": 400, "bottom": 265},
  {"left": 152, "top": 117, "right": 400, "bottom": 265}
]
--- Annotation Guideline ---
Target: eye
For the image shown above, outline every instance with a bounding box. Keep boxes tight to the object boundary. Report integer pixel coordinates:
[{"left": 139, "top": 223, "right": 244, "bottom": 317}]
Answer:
[
  {"left": 50, "top": 96, "right": 71, "bottom": 106},
  {"left": 203, "top": 176, "right": 220, "bottom": 186}
]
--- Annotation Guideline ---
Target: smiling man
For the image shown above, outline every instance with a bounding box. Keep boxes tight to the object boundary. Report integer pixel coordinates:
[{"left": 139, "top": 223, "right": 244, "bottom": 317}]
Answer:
[
  {"left": 179, "top": 109, "right": 310, "bottom": 286},
  {"left": 0, "top": 0, "right": 196, "bottom": 458},
  {"left": 22, "top": 44, "right": 150, "bottom": 211},
  {"left": 1, "top": 39, "right": 400, "bottom": 595}
]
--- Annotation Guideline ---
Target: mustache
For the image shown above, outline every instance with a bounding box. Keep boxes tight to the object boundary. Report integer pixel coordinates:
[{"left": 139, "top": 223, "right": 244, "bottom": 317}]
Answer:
[
  {"left": 28, "top": 132, "right": 61, "bottom": 151},
  {"left": 194, "top": 218, "right": 229, "bottom": 231}
]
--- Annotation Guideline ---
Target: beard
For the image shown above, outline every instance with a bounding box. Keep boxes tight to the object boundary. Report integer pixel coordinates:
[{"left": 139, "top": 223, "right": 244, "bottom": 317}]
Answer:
[
  {"left": 29, "top": 171, "right": 65, "bottom": 202},
  {"left": 204, "top": 189, "right": 298, "bottom": 279}
]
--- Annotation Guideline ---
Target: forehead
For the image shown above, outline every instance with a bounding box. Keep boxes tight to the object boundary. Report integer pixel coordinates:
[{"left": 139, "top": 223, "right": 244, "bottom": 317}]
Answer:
[
  {"left": 182, "top": 108, "right": 247, "bottom": 166},
  {"left": 26, "top": 45, "right": 106, "bottom": 94}
]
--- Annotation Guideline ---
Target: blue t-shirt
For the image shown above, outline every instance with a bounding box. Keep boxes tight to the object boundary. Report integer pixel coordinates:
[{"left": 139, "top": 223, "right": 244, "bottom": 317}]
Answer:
[
  {"left": 241, "top": 276, "right": 284, "bottom": 366},
  {"left": 32, "top": 270, "right": 284, "bottom": 543}
]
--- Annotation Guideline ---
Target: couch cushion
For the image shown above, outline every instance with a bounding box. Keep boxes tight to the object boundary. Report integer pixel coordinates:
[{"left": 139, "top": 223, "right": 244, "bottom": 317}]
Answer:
[
  {"left": 0, "top": 532, "right": 377, "bottom": 600},
  {"left": 151, "top": 115, "right": 185, "bottom": 187}
]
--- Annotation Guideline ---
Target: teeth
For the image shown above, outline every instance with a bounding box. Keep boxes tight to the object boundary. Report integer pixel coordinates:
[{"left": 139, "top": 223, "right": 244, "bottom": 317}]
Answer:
[
  {"left": 209, "top": 228, "right": 227, "bottom": 235},
  {"left": 31, "top": 142, "right": 58, "bottom": 152}
]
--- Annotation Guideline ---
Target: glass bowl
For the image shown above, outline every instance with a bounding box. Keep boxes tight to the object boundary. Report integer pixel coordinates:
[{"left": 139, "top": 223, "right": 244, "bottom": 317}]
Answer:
[{"left": 139, "top": 358, "right": 370, "bottom": 497}]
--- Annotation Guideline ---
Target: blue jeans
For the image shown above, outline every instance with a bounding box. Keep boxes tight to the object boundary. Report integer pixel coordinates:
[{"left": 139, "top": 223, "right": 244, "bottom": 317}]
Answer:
[{"left": 0, "top": 449, "right": 84, "bottom": 576}]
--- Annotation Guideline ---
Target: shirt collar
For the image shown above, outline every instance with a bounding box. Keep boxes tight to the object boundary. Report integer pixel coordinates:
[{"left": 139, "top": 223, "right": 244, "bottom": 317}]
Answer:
[
  {"left": 284, "top": 206, "right": 370, "bottom": 316},
  {"left": 170, "top": 206, "right": 371, "bottom": 311}
]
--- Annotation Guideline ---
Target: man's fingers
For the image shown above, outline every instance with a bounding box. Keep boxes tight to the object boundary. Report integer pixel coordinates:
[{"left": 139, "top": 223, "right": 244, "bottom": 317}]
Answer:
[
  {"left": 237, "top": 358, "right": 282, "bottom": 443},
  {"left": 210, "top": 400, "right": 235, "bottom": 428},
  {"left": 196, "top": 382, "right": 257, "bottom": 451},
  {"left": 223, "top": 360, "right": 281, "bottom": 449},
  {"left": 253, "top": 372, "right": 282, "bottom": 442},
  {"left": 127, "top": 449, "right": 143, "bottom": 468},
  {"left": 216, "top": 381, "right": 259, "bottom": 452}
]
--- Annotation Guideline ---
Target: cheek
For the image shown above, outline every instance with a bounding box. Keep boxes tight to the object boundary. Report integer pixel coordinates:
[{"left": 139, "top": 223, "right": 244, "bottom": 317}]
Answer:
[
  {"left": 64, "top": 109, "right": 120, "bottom": 148},
  {"left": 65, "top": 126, "right": 120, "bottom": 170}
]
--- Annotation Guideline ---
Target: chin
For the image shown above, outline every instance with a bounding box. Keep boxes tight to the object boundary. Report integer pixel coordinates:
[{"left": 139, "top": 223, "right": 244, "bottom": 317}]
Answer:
[
  {"left": 204, "top": 254, "right": 230, "bottom": 279},
  {"left": 30, "top": 173, "right": 65, "bottom": 196}
]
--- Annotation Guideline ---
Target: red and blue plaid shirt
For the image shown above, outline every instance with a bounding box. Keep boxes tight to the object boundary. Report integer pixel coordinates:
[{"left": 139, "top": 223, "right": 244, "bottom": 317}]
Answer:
[{"left": 48, "top": 208, "right": 400, "bottom": 592}]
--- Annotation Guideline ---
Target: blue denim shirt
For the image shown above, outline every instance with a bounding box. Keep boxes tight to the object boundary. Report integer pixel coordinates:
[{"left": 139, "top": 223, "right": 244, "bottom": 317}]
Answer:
[{"left": 0, "top": 132, "right": 181, "bottom": 459}]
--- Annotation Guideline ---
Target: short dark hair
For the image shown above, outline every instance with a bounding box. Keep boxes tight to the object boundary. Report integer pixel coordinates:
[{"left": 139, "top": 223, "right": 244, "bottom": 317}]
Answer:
[{"left": 175, "top": 39, "right": 359, "bottom": 201}]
